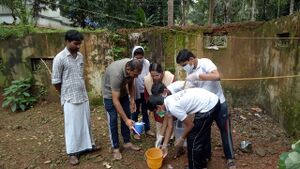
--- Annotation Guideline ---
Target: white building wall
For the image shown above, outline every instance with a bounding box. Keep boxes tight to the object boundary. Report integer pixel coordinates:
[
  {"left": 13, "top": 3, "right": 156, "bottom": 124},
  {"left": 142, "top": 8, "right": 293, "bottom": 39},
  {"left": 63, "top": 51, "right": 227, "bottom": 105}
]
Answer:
[
  {"left": 0, "top": 5, "right": 20, "bottom": 24},
  {"left": 0, "top": 4, "right": 75, "bottom": 29}
]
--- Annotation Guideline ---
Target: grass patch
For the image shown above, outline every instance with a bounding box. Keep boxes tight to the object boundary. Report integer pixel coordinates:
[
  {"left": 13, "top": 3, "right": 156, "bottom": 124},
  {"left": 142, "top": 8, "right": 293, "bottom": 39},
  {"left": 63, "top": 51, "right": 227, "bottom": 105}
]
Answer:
[
  {"left": 90, "top": 97, "right": 104, "bottom": 107},
  {"left": 0, "top": 25, "right": 108, "bottom": 40},
  {"left": 0, "top": 25, "right": 63, "bottom": 40}
]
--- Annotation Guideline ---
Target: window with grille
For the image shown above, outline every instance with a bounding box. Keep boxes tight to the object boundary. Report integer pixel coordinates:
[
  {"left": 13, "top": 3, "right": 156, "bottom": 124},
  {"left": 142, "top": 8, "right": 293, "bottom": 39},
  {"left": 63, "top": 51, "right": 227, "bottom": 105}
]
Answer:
[
  {"left": 31, "top": 58, "right": 53, "bottom": 72},
  {"left": 203, "top": 33, "right": 228, "bottom": 50},
  {"left": 276, "top": 33, "right": 290, "bottom": 48}
]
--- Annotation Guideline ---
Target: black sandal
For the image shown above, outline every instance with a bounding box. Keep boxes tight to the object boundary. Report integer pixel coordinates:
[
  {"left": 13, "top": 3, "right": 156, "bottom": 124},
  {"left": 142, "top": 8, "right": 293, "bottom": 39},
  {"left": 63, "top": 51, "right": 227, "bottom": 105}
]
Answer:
[{"left": 227, "top": 159, "right": 236, "bottom": 169}]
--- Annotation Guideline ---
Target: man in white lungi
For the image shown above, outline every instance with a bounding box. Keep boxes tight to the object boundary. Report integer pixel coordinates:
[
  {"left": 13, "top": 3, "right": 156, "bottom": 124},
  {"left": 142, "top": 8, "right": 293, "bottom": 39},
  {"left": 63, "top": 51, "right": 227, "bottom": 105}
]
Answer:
[{"left": 52, "top": 30, "right": 96, "bottom": 165}]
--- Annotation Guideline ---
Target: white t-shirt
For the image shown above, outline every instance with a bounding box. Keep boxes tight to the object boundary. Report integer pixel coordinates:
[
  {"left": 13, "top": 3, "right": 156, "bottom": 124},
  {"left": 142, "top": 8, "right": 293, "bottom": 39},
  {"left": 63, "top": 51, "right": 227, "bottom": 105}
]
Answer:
[
  {"left": 190, "top": 58, "right": 225, "bottom": 103},
  {"left": 164, "top": 88, "right": 219, "bottom": 121},
  {"left": 166, "top": 81, "right": 195, "bottom": 94}
]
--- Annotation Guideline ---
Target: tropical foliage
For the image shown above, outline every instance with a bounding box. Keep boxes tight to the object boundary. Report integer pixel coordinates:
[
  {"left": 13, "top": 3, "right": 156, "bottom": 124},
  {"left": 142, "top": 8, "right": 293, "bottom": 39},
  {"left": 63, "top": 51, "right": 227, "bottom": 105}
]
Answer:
[
  {"left": 0, "top": 0, "right": 299, "bottom": 28},
  {"left": 2, "top": 77, "right": 37, "bottom": 112}
]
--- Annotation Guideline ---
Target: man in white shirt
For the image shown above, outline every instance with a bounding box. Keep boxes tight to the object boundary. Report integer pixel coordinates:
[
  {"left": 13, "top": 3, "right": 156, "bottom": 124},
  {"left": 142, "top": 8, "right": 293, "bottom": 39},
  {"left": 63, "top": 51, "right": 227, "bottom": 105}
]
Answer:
[
  {"left": 176, "top": 49, "right": 235, "bottom": 169},
  {"left": 148, "top": 82, "right": 220, "bottom": 169},
  {"left": 52, "top": 30, "right": 97, "bottom": 165}
]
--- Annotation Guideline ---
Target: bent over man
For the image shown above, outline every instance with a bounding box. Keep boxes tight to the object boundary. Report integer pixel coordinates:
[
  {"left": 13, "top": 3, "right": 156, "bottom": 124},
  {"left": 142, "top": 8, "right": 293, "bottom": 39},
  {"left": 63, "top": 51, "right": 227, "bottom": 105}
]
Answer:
[
  {"left": 148, "top": 82, "right": 220, "bottom": 169},
  {"left": 102, "top": 58, "right": 143, "bottom": 160}
]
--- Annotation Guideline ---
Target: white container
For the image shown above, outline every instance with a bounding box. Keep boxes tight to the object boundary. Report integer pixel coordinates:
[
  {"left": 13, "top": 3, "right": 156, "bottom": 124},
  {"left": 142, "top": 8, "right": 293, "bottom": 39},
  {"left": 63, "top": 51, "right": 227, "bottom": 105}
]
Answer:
[{"left": 174, "top": 120, "right": 187, "bottom": 147}]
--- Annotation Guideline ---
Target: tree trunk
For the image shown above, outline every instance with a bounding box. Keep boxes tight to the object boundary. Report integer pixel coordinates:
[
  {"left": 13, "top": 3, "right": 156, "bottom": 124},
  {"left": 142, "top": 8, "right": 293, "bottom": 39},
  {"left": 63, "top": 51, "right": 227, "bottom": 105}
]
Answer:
[
  {"left": 223, "top": 0, "right": 230, "bottom": 23},
  {"left": 11, "top": 10, "right": 17, "bottom": 25},
  {"left": 161, "top": 1, "right": 165, "bottom": 26},
  {"left": 208, "top": 0, "right": 216, "bottom": 26},
  {"left": 290, "top": 0, "right": 294, "bottom": 15},
  {"left": 262, "top": 0, "right": 267, "bottom": 20},
  {"left": 277, "top": 0, "right": 281, "bottom": 18},
  {"left": 251, "top": 0, "right": 256, "bottom": 21},
  {"left": 168, "top": 0, "right": 174, "bottom": 26},
  {"left": 181, "top": 0, "right": 187, "bottom": 26}
]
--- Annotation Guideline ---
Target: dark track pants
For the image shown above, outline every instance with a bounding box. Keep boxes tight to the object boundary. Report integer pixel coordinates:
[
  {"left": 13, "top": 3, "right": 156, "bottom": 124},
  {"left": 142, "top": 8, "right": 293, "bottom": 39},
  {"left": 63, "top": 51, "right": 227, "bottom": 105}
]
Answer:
[
  {"left": 205, "top": 101, "right": 235, "bottom": 160},
  {"left": 187, "top": 102, "right": 220, "bottom": 169},
  {"left": 131, "top": 93, "right": 150, "bottom": 132},
  {"left": 104, "top": 96, "right": 131, "bottom": 149}
]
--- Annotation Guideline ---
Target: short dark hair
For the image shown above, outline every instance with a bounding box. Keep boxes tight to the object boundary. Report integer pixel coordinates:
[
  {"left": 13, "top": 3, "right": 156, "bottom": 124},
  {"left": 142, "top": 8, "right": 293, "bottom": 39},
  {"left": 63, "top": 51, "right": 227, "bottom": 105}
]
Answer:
[
  {"left": 133, "top": 48, "right": 144, "bottom": 56},
  {"left": 151, "top": 82, "right": 165, "bottom": 95},
  {"left": 149, "top": 63, "right": 163, "bottom": 73},
  {"left": 147, "top": 94, "right": 164, "bottom": 111},
  {"left": 176, "top": 49, "right": 195, "bottom": 64},
  {"left": 126, "top": 59, "right": 143, "bottom": 72},
  {"left": 65, "top": 30, "right": 84, "bottom": 42}
]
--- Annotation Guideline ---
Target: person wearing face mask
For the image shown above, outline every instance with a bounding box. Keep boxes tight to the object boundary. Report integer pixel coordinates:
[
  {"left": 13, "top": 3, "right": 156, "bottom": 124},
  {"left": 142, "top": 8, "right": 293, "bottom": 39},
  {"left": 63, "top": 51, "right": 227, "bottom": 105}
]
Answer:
[
  {"left": 176, "top": 49, "right": 236, "bottom": 169},
  {"left": 152, "top": 80, "right": 196, "bottom": 160},
  {"left": 131, "top": 46, "right": 155, "bottom": 140},
  {"left": 143, "top": 63, "right": 175, "bottom": 140},
  {"left": 147, "top": 82, "right": 220, "bottom": 169}
]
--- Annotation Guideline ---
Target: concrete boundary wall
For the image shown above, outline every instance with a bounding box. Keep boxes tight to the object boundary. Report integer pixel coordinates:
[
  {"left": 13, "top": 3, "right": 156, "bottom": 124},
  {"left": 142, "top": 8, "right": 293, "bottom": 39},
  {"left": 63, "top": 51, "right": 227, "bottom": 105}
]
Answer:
[{"left": 0, "top": 12, "right": 299, "bottom": 136}]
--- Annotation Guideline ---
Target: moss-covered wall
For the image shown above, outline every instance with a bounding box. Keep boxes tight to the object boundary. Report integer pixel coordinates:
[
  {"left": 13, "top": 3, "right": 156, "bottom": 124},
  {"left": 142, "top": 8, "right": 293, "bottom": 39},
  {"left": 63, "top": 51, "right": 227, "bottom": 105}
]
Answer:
[
  {"left": 255, "top": 14, "right": 300, "bottom": 137},
  {"left": 0, "top": 12, "right": 299, "bottom": 136},
  {"left": 0, "top": 32, "right": 113, "bottom": 103},
  {"left": 132, "top": 13, "right": 300, "bottom": 137}
]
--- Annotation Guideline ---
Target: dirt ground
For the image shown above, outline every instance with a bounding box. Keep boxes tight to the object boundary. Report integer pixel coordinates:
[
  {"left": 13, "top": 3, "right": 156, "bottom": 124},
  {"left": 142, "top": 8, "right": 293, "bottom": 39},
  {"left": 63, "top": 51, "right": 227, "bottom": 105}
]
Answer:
[{"left": 0, "top": 99, "right": 292, "bottom": 169}]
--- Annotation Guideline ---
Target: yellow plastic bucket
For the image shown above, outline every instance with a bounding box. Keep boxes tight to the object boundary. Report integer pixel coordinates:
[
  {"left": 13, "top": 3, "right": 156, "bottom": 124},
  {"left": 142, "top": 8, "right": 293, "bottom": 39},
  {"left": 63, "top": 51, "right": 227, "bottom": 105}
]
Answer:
[{"left": 145, "top": 147, "right": 163, "bottom": 169}]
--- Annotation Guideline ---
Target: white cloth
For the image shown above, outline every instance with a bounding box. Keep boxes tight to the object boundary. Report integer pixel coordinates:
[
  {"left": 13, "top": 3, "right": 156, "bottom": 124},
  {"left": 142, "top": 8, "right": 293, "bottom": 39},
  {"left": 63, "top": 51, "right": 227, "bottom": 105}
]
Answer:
[
  {"left": 167, "top": 81, "right": 195, "bottom": 94},
  {"left": 131, "top": 46, "right": 150, "bottom": 99},
  {"left": 190, "top": 58, "right": 226, "bottom": 103},
  {"left": 164, "top": 88, "right": 219, "bottom": 121},
  {"left": 63, "top": 101, "right": 94, "bottom": 154}
]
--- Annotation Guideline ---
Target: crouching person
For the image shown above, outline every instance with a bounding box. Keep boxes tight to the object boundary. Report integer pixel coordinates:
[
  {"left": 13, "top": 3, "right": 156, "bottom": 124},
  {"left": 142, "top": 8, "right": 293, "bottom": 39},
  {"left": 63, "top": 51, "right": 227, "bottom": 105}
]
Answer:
[{"left": 147, "top": 82, "right": 220, "bottom": 169}]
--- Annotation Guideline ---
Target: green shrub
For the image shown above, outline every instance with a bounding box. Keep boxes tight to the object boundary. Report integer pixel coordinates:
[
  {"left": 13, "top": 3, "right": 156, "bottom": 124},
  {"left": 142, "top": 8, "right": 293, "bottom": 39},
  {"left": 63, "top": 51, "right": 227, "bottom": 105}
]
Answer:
[
  {"left": 2, "top": 77, "right": 37, "bottom": 112},
  {"left": 0, "top": 25, "right": 34, "bottom": 40},
  {"left": 0, "top": 25, "right": 65, "bottom": 40}
]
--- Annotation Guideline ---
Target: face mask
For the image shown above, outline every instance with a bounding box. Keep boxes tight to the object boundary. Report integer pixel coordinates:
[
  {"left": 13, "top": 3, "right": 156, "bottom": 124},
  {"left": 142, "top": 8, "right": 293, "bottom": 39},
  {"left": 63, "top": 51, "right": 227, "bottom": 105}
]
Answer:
[
  {"left": 157, "top": 111, "right": 165, "bottom": 118},
  {"left": 183, "top": 64, "right": 194, "bottom": 73}
]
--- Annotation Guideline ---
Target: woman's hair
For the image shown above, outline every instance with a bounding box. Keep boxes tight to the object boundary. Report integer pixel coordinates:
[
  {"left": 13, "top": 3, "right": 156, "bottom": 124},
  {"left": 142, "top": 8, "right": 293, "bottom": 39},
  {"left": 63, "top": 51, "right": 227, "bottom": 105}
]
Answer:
[
  {"left": 149, "top": 63, "right": 163, "bottom": 73},
  {"left": 151, "top": 82, "right": 166, "bottom": 95},
  {"left": 133, "top": 48, "right": 144, "bottom": 56}
]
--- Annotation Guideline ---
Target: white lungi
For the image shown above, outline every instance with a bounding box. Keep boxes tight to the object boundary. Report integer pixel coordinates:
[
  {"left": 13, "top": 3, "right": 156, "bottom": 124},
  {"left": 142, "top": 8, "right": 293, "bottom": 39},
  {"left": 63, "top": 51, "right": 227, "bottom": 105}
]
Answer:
[{"left": 63, "top": 101, "right": 94, "bottom": 154}]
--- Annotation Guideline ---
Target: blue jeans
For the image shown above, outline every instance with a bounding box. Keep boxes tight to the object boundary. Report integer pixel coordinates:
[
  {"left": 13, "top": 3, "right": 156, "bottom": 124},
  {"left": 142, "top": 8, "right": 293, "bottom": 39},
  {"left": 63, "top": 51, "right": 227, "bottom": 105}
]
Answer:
[
  {"left": 104, "top": 96, "right": 131, "bottom": 149},
  {"left": 131, "top": 93, "right": 150, "bottom": 132}
]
